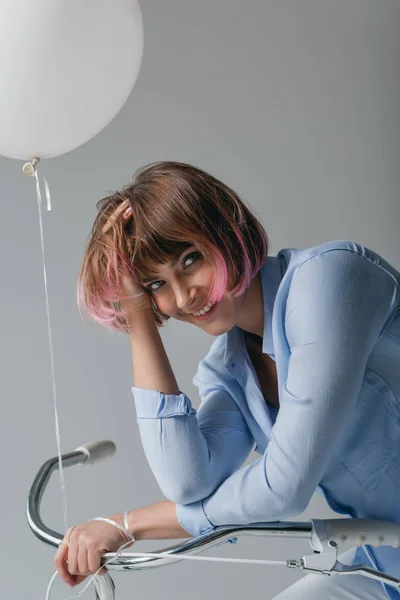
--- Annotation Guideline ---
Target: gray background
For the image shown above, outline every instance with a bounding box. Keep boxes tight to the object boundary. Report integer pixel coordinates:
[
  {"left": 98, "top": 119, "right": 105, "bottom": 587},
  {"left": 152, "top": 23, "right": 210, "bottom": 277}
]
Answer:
[{"left": 0, "top": 1, "right": 399, "bottom": 598}]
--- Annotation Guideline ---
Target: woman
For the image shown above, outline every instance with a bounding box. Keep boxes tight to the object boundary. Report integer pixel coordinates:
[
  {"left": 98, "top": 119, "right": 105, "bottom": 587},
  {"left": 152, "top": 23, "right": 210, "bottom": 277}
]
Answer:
[{"left": 54, "top": 162, "right": 400, "bottom": 599}]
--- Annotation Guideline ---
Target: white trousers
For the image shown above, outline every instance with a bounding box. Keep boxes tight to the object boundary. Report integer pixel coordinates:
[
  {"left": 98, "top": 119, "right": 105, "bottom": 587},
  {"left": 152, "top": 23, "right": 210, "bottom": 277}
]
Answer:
[{"left": 273, "top": 548, "right": 389, "bottom": 600}]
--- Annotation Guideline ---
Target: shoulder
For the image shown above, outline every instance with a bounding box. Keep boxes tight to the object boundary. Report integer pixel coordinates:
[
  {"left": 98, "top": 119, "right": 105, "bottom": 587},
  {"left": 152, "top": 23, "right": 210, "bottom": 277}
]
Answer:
[
  {"left": 287, "top": 240, "right": 400, "bottom": 295},
  {"left": 284, "top": 241, "right": 399, "bottom": 340}
]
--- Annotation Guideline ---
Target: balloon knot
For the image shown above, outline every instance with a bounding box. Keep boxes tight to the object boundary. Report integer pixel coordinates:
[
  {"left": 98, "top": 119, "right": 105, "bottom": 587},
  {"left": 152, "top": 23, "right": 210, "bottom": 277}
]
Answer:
[{"left": 22, "top": 157, "right": 40, "bottom": 177}]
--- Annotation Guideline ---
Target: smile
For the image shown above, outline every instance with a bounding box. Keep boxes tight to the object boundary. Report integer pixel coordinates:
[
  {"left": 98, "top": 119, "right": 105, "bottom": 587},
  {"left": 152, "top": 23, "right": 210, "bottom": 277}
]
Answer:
[{"left": 191, "top": 301, "right": 219, "bottom": 321}]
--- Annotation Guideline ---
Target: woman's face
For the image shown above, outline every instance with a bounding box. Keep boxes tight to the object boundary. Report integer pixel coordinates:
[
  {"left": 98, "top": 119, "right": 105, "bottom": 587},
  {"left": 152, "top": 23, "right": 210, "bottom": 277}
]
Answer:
[{"left": 141, "top": 246, "right": 241, "bottom": 336}]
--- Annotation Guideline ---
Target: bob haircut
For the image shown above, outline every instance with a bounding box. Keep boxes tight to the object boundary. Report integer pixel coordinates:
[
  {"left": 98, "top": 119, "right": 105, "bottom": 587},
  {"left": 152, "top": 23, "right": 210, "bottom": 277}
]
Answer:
[{"left": 77, "top": 161, "right": 269, "bottom": 334}]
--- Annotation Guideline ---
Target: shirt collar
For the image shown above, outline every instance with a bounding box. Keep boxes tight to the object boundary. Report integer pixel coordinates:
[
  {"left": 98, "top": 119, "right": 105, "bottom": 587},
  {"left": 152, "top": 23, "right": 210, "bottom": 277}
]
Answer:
[
  {"left": 260, "top": 254, "right": 286, "bottom": 356},
  {"left": 225, "top": 253, "right": 287, "bottom": 364}
]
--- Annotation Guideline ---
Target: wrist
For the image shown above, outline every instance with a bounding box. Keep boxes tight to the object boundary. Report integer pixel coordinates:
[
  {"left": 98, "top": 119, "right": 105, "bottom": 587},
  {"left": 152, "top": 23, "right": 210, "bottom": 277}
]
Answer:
[
  {"left": 110, "top": 502, "right": 190, "bottom": 542},
  {"left": 109, "top": 510, "right": 144, "bottom": 541},
  {"left": 125, "top": 305, "right": 155, "bottom": 328}
]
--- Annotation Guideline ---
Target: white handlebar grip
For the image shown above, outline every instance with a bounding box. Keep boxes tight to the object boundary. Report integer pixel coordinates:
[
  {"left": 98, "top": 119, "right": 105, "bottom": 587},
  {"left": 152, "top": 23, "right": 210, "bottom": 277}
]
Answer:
[
  {"left": 311, "top": 519, "right": 400, "bottom": 551},
  {"left": 74, "top": 440, "right": 117, "bottom": 465}
]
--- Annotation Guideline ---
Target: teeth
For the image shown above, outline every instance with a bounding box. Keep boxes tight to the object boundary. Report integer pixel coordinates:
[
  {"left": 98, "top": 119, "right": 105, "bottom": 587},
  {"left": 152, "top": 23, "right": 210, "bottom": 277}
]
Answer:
[{"left": 192, "top": 301, "right": 214, "bottom": 317}]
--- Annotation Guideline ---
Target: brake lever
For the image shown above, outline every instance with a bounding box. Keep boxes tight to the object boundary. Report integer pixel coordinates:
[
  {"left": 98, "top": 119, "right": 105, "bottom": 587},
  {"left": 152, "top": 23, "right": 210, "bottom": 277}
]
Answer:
[{"left": 286, "top": 519, "right": 400, "bottom": 590}]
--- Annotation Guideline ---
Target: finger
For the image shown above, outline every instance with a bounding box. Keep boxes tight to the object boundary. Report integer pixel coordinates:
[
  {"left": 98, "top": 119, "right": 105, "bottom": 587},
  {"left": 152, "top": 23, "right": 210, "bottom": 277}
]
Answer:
[
  {"left": 88, "top": 548, "right": 106, "bottom": 576},
  {"left": 114, "top": 201, "right": 131, "bottom": 219},
  {"left": 77, "top": 540, "right": 89, "bottom": 576},
  {"left": 66, "top": 534, "right": 79, "bottom": 578},
  {"left": 53, "top": 540, "right": 75, "bottom": 587},
  {"left": 123, "top": 206, "right": 133, "bottom": 219},
  {"left": 101, "top": 201, "right": 131, "bottom": 234}
]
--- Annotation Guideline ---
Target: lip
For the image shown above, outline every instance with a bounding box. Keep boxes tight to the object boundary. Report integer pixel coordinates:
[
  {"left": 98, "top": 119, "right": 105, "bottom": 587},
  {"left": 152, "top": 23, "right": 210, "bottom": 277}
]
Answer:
[{"left": 191, "top": 301, "right": 219, "bottom": 321}]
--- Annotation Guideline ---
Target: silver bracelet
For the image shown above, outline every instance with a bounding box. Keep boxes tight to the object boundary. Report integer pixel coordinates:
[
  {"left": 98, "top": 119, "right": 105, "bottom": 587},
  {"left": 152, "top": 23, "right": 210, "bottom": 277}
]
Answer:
[
  {"left": 91, "top": 515, "right": 135, "bottom": 542},
  {"left": 124, "top": 510, "right": 130, "bottom": 534}
]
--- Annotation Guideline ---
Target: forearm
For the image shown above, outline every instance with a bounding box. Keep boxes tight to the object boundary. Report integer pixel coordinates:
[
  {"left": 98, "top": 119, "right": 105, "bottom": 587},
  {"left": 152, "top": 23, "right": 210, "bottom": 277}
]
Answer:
[
  {"left": 126, "top": 305, "right": 213, "bottom": 505},
  {"left": 111, "top": 500, "right": 192, "bottom": 541},
  {"left": 126, "top": 306, "right": 179, "bottom": 395}
]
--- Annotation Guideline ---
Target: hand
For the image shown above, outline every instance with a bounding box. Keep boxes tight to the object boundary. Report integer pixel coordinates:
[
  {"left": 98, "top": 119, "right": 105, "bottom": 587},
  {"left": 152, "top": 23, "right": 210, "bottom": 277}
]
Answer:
[
  {"left": 53, "top": 515, "right": 134, "bottom": 588},
  {"left": 118, "top": 274, "right": 152, "bottom": 311},
  {"left": 100, "top": 201, "right": 152, "bottom": 313}
]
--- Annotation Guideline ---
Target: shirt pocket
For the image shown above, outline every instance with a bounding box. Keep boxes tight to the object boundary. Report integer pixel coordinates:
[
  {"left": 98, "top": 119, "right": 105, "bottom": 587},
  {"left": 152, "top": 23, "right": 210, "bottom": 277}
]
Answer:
[{"left": 334, "top": 368, "right": 400, "bottom": 492}]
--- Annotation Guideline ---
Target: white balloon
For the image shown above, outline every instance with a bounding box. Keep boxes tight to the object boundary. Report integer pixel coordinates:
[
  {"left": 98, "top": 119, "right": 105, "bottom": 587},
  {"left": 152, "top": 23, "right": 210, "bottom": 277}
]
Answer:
[{"left": 0, "top": 0, "right": 143, "bottom": 161}]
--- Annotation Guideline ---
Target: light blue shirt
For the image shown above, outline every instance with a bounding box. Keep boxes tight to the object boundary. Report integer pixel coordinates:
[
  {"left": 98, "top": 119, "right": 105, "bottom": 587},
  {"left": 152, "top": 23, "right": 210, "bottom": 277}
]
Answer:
[{"left": 132, "top": 240, "right": 400, "bottom": 599}]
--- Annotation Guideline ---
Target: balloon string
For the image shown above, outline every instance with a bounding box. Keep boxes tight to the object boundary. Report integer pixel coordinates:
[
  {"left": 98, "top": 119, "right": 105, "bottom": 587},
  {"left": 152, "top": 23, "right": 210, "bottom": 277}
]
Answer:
[
  {"left": 27, "top": 162, "right": 68, "bottom": 535},
  {"left": 35, "top": 169, "right": 52, "bottom": 211}
]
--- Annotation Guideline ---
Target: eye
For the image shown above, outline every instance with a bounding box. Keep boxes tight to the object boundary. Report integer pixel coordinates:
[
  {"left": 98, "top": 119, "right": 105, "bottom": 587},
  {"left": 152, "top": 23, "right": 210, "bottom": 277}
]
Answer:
[
  {"left": 146, "top": 251, "right": 201, "bottom": 292},
  {"left": 182, "top": 251, "right": 200, "bottom": 268}
]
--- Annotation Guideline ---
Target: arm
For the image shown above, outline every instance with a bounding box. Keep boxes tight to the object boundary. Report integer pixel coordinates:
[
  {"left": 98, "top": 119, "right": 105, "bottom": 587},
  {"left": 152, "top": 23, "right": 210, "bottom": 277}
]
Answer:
[
  {"left": 133, "top": 370, "right": 255, "bottom": 505},
  {"left": 124, "top": 282, "right": 254, "bottom": 505},
  {"left": 126, "top": 304, "right": 180, "bottom": 395},
  {"left": 175, "top": 250, "right": 399, "bottom": 537}
]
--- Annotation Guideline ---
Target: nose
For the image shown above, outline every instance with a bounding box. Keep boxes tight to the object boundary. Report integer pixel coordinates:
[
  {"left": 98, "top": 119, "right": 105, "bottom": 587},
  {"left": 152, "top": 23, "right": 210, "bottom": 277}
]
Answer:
[{"left": 174, "top": 284, "right": 196, "bottom": 314}]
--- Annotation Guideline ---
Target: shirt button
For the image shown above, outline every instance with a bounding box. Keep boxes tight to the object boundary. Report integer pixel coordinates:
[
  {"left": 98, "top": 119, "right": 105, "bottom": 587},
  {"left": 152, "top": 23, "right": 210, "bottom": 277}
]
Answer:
[{"left": 231, "top": 361, "right": 236, "bottom": 368}]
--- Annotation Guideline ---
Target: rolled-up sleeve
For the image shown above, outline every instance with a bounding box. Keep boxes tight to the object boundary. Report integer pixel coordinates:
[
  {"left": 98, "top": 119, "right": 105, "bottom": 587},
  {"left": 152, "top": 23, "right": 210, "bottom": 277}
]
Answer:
[
  {"left": 133, "top": 387, "right": 196, "bottom": 419},
  {"left": 175, "top": 250, "right": 399, "bottom": 537}
]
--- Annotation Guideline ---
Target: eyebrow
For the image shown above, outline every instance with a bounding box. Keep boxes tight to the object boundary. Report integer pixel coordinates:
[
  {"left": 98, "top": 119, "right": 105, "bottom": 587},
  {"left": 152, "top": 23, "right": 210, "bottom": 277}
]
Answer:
[{"left": 141, "top": 253, "right": 183, "bottom": 283}]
